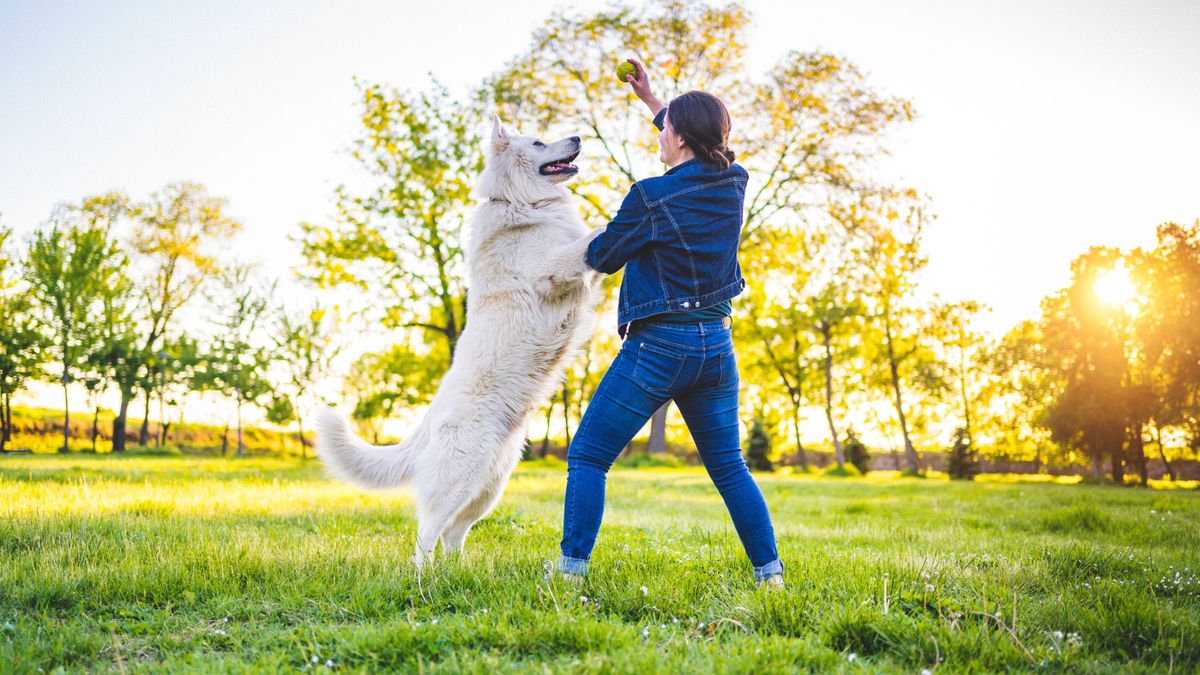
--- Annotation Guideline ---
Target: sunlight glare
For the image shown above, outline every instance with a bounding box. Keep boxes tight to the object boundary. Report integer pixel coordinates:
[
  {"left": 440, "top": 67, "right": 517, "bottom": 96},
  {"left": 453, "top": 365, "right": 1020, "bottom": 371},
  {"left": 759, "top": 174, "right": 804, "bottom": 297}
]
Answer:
[{"left": 1094, "top": 265, "right": 1136, "bottom": 308}]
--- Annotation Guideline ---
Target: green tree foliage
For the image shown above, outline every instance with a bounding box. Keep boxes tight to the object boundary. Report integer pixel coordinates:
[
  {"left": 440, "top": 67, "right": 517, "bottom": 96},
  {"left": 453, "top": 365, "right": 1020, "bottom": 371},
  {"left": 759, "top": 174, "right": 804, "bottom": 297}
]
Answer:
[
  {"left": 298, "top": 79, "right": 478, "bottom": 367},
  {"left": 272, "top": 304, "right": 343, "bottom": 457},
  {"left": 129, "top": 182, "right": 241, "bottom": 448},
  {"left": 199, "top": 265, "right": 275, "bottom": 457},
  {"left": 0, "top": 225, "right": 50, "bottom": 452},
  {"left": 480, "top": 0, "right": 916, "bottom": 453},
  {"left": 23, "top": 208, "right": 126, "bottom": 452}
]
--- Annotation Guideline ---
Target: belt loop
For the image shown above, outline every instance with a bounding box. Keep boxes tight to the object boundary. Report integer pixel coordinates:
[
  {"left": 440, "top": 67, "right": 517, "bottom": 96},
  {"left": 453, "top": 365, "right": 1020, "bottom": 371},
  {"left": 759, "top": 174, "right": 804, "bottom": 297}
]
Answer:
[{"left": 722, "top": 316, "right": 732, "bottom": 329}]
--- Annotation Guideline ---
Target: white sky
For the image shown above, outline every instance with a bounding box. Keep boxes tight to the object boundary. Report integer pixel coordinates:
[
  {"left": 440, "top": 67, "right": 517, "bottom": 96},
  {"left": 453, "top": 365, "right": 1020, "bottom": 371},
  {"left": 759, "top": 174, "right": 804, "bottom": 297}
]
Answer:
[{"left": 3, "top": 0, "right": 1199, "bottom": 424}]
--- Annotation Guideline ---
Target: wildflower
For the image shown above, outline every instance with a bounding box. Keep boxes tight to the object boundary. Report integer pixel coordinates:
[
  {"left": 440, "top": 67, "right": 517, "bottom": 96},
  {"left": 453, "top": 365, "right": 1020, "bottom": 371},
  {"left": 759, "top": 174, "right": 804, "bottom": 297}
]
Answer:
[
  {"left": 311, "top": 656, "right": 319, "bottom": 664},
  {"left": 580, "top": 595, "right": 588, "bottom": 604},
  {"left": 924, "top": 583, "right": 935, "bottom": 593},
  {"left": 326, "top": 660, "right": 334, "bottom": 668},
  {"left": 847, "top": 653, "right": 857, "bottom": 663},
  {"left": 640, "top": 585, "right": 649, "bottom": 596},
  {"left": 921, "top": 670, "right": 932, "bottom": 675}
]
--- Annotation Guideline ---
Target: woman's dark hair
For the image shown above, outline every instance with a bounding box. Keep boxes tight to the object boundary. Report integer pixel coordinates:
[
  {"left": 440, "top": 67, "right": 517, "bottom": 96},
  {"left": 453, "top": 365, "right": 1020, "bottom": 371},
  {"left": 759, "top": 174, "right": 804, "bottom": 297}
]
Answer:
[{"left": 665, "top": 91, "right": 735, "bottom": 170}]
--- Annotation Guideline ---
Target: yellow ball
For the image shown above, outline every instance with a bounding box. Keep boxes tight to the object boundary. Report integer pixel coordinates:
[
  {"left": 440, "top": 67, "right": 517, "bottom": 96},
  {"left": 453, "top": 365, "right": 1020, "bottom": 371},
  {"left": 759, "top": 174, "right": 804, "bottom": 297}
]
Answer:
[{"left": 615, "top": 61, "right": 637, "bottom": 84}]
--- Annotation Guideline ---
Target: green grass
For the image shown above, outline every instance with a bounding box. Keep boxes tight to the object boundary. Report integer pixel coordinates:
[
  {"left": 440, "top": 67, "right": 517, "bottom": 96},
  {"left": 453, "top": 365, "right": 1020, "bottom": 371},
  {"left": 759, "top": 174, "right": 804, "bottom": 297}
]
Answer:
[{"left": 1, "top": 455, "right": 1197, "bottom": 673}]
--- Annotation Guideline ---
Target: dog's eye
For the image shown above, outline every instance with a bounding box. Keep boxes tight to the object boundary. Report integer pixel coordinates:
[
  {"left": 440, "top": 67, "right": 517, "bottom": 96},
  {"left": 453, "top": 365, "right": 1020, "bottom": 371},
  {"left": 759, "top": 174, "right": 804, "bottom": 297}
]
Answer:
[{"left": 533, "top": 141, "right": 545, "bottom": 147}]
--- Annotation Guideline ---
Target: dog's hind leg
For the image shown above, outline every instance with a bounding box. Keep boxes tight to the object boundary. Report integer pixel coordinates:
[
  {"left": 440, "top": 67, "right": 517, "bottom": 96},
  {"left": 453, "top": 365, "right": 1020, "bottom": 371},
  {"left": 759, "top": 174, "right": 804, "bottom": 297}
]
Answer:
[{"left": 441, "top": 477, "right": 506, "bottom": 556}]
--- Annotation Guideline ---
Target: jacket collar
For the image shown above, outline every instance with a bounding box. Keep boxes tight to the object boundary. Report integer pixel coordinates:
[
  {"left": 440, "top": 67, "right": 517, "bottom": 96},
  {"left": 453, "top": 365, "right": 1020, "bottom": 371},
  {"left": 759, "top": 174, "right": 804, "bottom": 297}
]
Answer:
[{"left": 664, "top": 157, "right": 701, "bottom": 176}]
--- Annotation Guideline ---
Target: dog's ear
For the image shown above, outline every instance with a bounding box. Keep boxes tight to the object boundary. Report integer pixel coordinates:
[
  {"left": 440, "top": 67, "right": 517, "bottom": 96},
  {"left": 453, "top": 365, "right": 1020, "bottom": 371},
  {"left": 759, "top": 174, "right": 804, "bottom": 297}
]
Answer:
[{"left": 491, "top": 114, "right": 510, "bottom": 152}]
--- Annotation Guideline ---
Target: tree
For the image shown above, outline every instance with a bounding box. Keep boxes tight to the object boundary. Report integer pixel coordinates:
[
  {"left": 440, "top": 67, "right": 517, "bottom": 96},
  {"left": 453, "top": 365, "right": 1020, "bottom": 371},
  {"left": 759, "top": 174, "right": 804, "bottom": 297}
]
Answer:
[
  {"left": 129, "top": 182, "right": 241, "bottom": 447},
  {"left": 272, "top": 303, "right": 343, "bottom": 457},
  {"left": 480, "top": 0, "right": 915, "bottom": 452},
  {"left": 0, "top": 225, "right": 50, "bottom": 452},
  {"left": 201, "top": 265, "right": 275, "bottom": 457},
  {"left": 1041, "top": 248, "right": 1131, "bottom": 481},
  {"left": 24, "top": 211, "right": 125, "bottom": 452},
  {"left": 299, "top": 79, "right": 478, "bottom": 366},
  {"left": 840, "top": 187, "right": 934, "bottom": 473},
  {"left": 931, "top": 300, "right": 988, "bottom": 446}
]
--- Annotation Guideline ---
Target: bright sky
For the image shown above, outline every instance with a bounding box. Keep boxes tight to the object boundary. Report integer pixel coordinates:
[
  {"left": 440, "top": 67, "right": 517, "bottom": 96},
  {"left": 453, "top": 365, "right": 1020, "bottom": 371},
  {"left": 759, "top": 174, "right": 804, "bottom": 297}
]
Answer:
[{"left": 2, "top": 0, "right": 1198, "bottom": 420}]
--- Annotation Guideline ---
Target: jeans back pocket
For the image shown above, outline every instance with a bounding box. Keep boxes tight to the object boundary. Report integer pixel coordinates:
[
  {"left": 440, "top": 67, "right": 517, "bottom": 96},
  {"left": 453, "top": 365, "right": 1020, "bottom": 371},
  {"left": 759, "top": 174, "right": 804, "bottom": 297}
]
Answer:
[{"left": 632, "top": 340, "right": 686, "bottom": 393}]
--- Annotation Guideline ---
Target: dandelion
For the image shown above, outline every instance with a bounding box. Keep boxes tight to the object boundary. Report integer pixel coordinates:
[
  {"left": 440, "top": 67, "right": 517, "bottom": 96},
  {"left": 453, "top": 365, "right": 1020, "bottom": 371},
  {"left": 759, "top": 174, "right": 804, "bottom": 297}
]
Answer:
[
  {"left": 580, "top": 595, "right": 588, "bottom": 604},
  {"left": 640, "top": 585, "right": 649, "bottom": 596},
  {"left": 1053, "top": 630, "right": 1064, "bottom": 641},
  {"left": 924, "top": 583, "right": 935, "bottom": 593},
  {"left": 921, "top": 670, "right": 932, "bottom": 675},
  {"left": 431, "top": 619, "right": 438, "bottom": 625},
  {"left": 311, "top": 655, "right": 319, "bottom": 664},
  {"left": 642, "top": 627, "right": 650, "bottom": 637},
  {"left": 847, "top": 652, "right": 857, "bottom": 663},
  {"left": 326, "top": 660, "right": 334, "bottom": 668}
]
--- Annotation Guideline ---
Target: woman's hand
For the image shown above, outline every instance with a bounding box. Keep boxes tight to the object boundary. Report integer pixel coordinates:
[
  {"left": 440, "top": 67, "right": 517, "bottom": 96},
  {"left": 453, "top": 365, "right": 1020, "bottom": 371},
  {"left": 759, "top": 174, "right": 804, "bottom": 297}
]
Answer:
[{"left": 623, "top": 58, "right": 664, "bottom": 115}]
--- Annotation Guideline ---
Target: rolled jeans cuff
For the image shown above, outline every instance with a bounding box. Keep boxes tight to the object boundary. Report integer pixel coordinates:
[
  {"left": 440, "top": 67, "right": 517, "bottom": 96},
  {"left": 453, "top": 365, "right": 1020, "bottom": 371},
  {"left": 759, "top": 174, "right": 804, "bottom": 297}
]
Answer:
[
  {"left": 559, "top": 555, "right": 590, "bottom": 576},
  {"left": 753, "top": 558, "right": 784, "bottom": 582}
]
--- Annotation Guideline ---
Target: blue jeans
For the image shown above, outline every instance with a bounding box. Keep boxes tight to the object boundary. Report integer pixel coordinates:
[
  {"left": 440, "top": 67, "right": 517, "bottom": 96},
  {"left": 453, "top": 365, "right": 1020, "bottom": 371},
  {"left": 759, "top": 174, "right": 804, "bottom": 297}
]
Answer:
[{"left": 558, "top": 317, "right": 784, "bottom": 582}]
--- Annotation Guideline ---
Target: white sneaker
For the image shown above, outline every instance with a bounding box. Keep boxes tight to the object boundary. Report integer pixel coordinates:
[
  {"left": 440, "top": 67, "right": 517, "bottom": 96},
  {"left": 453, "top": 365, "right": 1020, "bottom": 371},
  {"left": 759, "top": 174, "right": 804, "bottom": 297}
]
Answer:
[
  {"left": 758, "top": 574, "right": 785, "bottom": 590},
  {"left": 542, "top": 559, "right": 584, "bottom": 584}
]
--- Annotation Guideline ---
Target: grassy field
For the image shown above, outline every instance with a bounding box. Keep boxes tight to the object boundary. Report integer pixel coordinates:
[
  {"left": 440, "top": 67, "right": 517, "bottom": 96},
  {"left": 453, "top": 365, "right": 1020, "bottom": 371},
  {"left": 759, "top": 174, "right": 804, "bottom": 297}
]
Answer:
[{"left": 1, "top": 454, "right": 1197, "bottom": 673}]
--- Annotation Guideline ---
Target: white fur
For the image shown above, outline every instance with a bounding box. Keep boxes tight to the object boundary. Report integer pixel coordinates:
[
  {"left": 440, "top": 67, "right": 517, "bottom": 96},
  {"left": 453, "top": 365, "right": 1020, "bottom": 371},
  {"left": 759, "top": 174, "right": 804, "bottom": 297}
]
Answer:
[{"left": 316, "top": 116, "right": 605, "bottom": 569}]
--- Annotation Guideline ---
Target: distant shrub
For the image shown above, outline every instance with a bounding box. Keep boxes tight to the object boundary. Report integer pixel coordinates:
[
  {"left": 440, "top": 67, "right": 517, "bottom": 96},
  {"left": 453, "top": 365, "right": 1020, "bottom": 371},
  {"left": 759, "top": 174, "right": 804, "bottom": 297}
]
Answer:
[
  {"left": 615, "top": 452, "right": 687, "bottom": 469},
  {"left": 744, "top": 416, "right": 774, "bottom": 472},
  {"left": 844, "top": 430, "right": 870, "bottom": 474},
  {"left": 822, "top": 464, "right": 862, "bottom": 478},
  {"left": 946, "top": 427, "right": 979, "bottom": 480}
]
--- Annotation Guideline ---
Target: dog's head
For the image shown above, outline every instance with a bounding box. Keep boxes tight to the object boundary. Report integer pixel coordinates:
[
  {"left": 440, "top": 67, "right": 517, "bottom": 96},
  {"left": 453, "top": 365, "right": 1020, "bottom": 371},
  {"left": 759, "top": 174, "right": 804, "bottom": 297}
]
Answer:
[{"left": 475, "top": 116, "right": 581, "bottom": 204}]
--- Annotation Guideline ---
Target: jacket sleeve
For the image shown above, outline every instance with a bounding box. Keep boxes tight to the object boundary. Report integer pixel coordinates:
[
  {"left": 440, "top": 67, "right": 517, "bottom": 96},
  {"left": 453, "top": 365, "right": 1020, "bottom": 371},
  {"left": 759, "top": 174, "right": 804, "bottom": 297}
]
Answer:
[
  {"left": 585, "top": 183, "right": 654, "bottom": 274},
  {"left": 652, "top": 107, "right": 667, "bottom": 132}
]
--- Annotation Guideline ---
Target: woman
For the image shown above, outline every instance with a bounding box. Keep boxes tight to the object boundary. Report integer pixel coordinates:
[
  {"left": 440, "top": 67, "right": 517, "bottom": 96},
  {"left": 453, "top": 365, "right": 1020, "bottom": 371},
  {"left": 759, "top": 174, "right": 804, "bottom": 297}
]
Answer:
[{"left": 552, "top": 59, "right": 785, "bottom": 587}]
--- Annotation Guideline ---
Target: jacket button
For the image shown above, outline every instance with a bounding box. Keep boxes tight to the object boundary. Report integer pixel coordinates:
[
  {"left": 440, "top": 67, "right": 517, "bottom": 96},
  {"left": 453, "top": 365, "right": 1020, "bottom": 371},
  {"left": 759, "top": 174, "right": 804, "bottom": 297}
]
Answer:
[{"left": 682, "top": 301, "right": 690, "bottom": 308}]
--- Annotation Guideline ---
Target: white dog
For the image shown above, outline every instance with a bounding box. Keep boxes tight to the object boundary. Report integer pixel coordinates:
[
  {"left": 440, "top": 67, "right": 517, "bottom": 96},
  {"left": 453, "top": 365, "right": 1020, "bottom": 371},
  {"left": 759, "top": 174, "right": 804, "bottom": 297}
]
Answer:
[{"left": 316, "top": 116, "right": 604, "bottom": 568}]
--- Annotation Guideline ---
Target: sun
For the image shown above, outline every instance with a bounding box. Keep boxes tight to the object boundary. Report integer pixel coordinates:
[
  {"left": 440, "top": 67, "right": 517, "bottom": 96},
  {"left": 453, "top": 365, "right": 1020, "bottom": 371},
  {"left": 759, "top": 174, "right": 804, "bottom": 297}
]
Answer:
[{"left": 1094, "top": 264, "right": 1136, "bottom": 308}]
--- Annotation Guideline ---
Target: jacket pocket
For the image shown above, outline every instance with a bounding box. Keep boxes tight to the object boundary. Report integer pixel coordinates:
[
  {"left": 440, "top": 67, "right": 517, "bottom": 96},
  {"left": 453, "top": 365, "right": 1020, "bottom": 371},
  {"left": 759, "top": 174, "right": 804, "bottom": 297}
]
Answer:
[{"left": 632, "top": 340, "right": 685, "bottom": 393}]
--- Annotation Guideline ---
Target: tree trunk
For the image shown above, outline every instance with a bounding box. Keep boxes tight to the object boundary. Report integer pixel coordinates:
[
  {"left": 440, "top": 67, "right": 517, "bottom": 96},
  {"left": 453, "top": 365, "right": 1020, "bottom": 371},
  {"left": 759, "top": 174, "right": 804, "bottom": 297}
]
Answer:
[
  {"left": 61, "top": 360, "right": 70, "bottom": 453},
  {"left": 1130, "top": 425, "right": 1148, "bottom": 486},
  {"left": 1109, "top": 442, "right": 1125, "bottom": 484},
  {"left": 236, "top": 396, "right": 244, "bottom": 458},
  {"left": 0, "top": 393, "right": 8, "bottom": 452},
  {"left": 138, "top": 386, "right": 151, "bottom": 446},
  {"left": 91, "top": 405, "right": 100, "bottom": 452},
  {"left": 221, "top": 422, "right": 229, "bottom": 456},
  {"left": 821, "top": 323, "right": 844, "bottom": 470},
  {"left": 540, "top": 396, "right": 554, "bottom": 458},
  {"left": 1032, "top": 439, "right": 1042, "bottom": 474},
  {"left": 959, "top": 359, "right": 973, "bottom": 447},
  {"left": 648, "top": 404, "right": 668, "bottom": 454},
  {"left": 561, "top": 382, "right": 572, "bottom": 447},
  {"left": 789, "top": 399, "right": 807, "bottom": 469},
  {"left": 884, "top": 318, "right": 920, "bottom": 472},
  {"left": 112, "top": 394, "right": 130, "bottom": 452},
  {"left": 1153, "top": 423, "right": 1175, "bottom": 481},
  {"left": 297, "top": 414, "right": 307, "bottom": 459}
]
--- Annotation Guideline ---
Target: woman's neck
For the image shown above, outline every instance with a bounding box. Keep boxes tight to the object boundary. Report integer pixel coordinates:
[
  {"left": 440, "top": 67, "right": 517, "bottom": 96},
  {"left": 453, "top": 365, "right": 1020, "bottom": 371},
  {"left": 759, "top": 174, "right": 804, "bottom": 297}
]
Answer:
[{"left": 668, "top": 148, "right": 696, "bottom": 168}]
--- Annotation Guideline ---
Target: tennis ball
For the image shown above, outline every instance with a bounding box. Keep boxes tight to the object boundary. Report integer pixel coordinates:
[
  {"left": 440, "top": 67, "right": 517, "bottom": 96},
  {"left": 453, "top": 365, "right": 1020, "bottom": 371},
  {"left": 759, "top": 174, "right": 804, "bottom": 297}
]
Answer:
[{"left": 616, "top": 61, "right": 637, "bottom": 84}]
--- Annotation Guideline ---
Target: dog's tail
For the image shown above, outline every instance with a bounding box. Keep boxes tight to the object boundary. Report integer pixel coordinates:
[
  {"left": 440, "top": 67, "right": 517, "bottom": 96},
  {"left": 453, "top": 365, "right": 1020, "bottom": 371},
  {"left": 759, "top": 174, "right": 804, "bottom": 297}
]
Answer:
[{"left": 315, "top": 407, "right": 423, "bottom": 490}]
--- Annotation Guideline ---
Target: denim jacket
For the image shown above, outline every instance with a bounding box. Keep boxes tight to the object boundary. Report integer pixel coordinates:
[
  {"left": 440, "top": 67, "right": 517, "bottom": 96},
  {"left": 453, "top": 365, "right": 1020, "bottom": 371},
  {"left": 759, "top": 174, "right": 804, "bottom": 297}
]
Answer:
[{"left": 585, "top": 110, "right": 748, "bottom": 337}]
